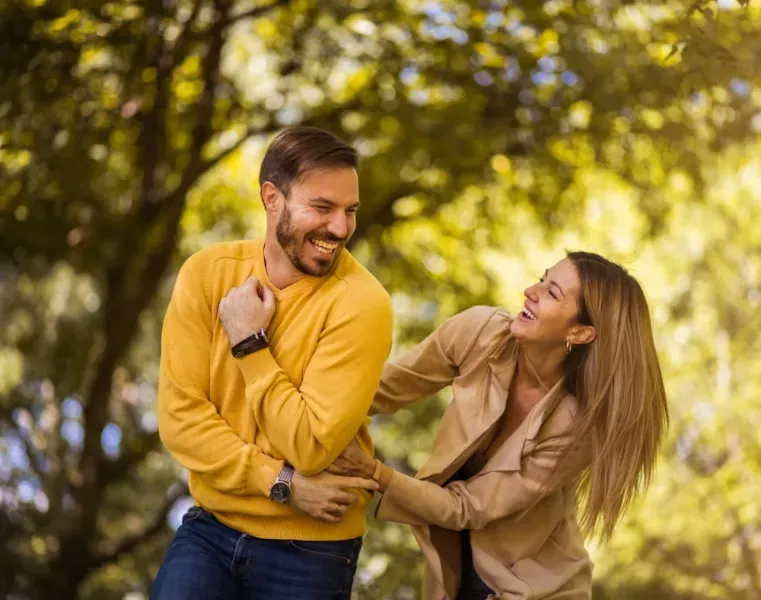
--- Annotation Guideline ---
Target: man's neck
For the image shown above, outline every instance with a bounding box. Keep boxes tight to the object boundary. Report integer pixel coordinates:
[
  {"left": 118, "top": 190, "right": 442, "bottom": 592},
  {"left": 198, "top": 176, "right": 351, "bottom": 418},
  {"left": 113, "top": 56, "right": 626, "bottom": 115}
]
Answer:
[{"left": 262, "top": 235, "right": 309, "bottom": 290}]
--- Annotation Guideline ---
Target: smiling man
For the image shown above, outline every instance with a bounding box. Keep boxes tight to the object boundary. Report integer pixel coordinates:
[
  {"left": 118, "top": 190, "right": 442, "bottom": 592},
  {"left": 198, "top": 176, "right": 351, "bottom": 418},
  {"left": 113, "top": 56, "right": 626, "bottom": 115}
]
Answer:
[{"left": 152, "top": 127, "right": 393, "bottom": 599}]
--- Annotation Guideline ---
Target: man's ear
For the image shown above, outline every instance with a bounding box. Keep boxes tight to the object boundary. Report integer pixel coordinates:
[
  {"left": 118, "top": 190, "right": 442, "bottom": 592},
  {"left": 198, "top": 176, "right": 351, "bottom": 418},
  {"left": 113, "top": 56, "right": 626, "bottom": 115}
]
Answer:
[
  {"left": 261, "top": 181, "right": 282, "bottom": 212},
  {"left": 569, "top": 324, "right": 596, "bottom": 346}
]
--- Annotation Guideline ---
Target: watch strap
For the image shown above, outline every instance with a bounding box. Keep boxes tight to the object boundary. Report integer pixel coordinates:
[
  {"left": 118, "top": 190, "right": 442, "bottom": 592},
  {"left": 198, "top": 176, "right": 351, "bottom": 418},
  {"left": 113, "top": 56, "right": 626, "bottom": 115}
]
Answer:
[
  {"left": 276, "top": 463, "right": 295, "bottom": 485},
  {"left": 268, "top": 464, "right": 295, "bottom": 503},
  {"left": 231, "top": 328, "right": 269, "bottom": 358}
]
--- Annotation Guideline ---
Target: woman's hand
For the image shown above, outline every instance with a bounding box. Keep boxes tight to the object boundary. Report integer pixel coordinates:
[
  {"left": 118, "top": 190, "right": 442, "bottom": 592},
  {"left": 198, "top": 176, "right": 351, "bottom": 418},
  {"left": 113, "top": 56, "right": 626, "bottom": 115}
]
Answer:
[
  {"left": 289, "top": 471, "right": 378, "bottom": 524},
  {"left": 326, "top": 437, "right": 376, "bottom": 479}
]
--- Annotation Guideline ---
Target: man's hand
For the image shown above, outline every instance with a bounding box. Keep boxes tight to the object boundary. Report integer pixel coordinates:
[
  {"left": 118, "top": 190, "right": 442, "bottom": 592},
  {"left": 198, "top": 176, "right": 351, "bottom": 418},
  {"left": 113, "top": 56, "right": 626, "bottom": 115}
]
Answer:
[
  {"left": 325, "top": 437, "right": 376, "bottom": 478},
  {"left": 290, "top": 471, "right": 378, "bottom": 524},
  {"left": 219, "top": 276, "right": 276, "bottom": 346}
]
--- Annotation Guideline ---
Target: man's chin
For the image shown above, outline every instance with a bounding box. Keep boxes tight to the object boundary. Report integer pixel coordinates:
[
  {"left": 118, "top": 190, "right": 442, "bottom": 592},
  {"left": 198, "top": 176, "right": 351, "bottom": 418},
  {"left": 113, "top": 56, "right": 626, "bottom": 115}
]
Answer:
[
  {"left": 294, "top": 254, "right": 335, "bottom": 277},
  {"left": 309, "top": 263, "right": 333, "bottom": 277}
]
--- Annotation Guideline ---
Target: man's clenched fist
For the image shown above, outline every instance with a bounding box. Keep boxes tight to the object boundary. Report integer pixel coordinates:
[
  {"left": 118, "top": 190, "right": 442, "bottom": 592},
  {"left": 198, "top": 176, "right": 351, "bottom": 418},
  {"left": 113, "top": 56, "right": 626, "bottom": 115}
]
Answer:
[{"left": 218, "top": 276, "right": 276, "bottom": 346}]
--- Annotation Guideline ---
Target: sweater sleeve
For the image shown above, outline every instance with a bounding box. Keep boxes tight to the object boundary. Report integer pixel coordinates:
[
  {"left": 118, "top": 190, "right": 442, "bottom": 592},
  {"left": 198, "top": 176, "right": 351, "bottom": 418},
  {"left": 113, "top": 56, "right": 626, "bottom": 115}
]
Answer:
[
  {"left": 237, "top": 281, "right": 393, "bottom": 476},
  {"left": 370, "top": 306, "right": 499, "bottom": 415},
  {"left": 158, "top": 253, "right": 283, "bottom": 496}
]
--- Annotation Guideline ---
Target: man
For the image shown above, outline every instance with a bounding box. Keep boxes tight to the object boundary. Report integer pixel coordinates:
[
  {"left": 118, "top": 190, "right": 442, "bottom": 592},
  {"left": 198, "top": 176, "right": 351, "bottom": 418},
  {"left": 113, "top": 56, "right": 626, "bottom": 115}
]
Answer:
[{"left": 152, "top": 127, "right": 393, "bottom": 599}]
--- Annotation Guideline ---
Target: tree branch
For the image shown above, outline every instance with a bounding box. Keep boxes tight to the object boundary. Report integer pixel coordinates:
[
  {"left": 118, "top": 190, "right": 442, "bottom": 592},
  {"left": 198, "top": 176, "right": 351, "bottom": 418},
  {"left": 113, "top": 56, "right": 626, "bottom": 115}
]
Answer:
[
  {"left": 112, "top": 1, "right": 235, "bottom": 457},
  {"left": 137, "top": 16, "right": 173, "bottom": 207},
  {"left": 174, "top": 0, "right": 230, "bottom": 197},
  {"left": 0, "top": 392, "right": 30, "bottom": 424},
  {"left": 171, "top": 0, "right": 204, "bottom": 62},
  {"left": 349, "top": 184, "right": 417, "bottom": 249},
  {"left": 201, "top": 124, "right": 275, "bottom": 172},
  {"left": 225, "top": 0, "right": 291, "bottom": 27},
  {"left": 99, "top": 431, "right": 161, "bottom": 486},
  {"left": 16, "top": 429, "right": 48, "bottom": 485},
  {"left": 0, "top": 393, "right": 49, "bottom": 485},
  {"left": 57, "top": 4, "right": 234, "bottom": 585},
  {"left": 173, "top": 93, "right": 363, "bottom": 205},
  {"left": 88, "top": 483, "right": 189, "bottom": 570}
]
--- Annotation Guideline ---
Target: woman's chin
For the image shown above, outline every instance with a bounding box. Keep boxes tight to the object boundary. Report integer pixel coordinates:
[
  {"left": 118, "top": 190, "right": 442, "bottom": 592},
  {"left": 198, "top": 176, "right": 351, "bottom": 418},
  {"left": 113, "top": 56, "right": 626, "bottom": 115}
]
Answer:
[
  {"left": 511, "top": 320, "right": 547, "bottom": 346},
  {"left": 510, "top": 319, "right": 529, "bottom": 341}
]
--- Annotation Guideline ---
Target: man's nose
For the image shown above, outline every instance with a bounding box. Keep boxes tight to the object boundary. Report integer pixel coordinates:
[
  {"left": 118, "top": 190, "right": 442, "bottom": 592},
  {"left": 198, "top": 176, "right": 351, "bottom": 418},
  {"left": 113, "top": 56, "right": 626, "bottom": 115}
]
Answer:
[{"left": 326, "top": 212, "right": 349, "bottom": 240}]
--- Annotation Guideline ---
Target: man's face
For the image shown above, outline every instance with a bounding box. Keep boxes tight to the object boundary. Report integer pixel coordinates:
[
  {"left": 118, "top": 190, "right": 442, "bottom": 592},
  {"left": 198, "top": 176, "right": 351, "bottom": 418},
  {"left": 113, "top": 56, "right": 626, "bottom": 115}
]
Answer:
[{"left": 275, "top": 167, "right": 359, "bottom": 277}]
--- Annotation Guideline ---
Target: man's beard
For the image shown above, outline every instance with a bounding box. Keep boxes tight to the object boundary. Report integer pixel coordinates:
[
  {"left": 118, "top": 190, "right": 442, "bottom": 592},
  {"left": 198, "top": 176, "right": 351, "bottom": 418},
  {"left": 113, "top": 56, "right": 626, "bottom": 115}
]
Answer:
[{"left": 275, "top": 202, "right": 344, "bottom": 277}]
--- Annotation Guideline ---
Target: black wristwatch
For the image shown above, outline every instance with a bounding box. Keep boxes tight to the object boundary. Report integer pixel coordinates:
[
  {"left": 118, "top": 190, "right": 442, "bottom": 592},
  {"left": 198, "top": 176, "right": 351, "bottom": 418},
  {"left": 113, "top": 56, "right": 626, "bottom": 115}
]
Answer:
[
  {"left": 231, "top": 328, "right": 269, "bottom": 359},
  {"left": 269, "top": 464, "right": 295, "bottom": 503}
]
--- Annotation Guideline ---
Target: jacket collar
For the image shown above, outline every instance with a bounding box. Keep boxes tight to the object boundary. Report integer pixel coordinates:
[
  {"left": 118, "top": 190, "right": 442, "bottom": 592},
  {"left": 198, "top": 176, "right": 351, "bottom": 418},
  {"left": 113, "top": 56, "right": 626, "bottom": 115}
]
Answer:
[
  {"left": 524, "top": 377, "right": 567, "bottom": 440},
  {"left": 416, "top": 342, "right": 568, "bottom": 481}
]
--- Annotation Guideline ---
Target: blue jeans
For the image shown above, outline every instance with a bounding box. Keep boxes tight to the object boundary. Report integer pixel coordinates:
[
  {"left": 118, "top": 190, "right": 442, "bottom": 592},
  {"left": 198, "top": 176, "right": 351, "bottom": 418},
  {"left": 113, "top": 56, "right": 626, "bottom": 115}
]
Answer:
[
  {"left": 456, "top": 531, "right": 494, "bottom": 600},
  {"left": 151, "top": 507, "right": 362, "bottom": 600}
]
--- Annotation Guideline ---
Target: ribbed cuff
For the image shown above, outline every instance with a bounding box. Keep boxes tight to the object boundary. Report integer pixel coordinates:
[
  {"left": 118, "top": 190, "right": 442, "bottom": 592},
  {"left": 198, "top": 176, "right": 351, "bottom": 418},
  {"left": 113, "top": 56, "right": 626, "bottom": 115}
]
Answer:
[
  {"left": 237, "top": 347, "right": 280, "bottom": 386},
  {"left": 190, "top": 474, "right": 369, "bottom": 541},
  {"left": 249, "top": 452, "right": 284, "bottom": 497}
]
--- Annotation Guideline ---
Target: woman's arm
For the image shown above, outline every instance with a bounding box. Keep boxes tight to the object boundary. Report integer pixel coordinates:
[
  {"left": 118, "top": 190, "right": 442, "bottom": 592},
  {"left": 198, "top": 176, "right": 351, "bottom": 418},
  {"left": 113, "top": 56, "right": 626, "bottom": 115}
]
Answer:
[
  {"left": 374, "top": 437, "right": 577, "bottom": 531},
  {"left": 329, "top": 433, "right": 580, "bottom": 532},
  {"left": 371, "top": 306, "right": 499, "bottom": 415}
]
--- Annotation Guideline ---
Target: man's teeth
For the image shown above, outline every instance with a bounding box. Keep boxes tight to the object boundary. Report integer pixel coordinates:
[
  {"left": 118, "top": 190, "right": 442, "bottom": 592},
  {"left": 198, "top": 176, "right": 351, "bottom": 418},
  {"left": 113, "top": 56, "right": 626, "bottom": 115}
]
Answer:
[
  {"left": 522, "top": 308, "right": 537, "bottom": 320},
  {"left": 311, "top": 240, "right": 338, "bottom": 254}
]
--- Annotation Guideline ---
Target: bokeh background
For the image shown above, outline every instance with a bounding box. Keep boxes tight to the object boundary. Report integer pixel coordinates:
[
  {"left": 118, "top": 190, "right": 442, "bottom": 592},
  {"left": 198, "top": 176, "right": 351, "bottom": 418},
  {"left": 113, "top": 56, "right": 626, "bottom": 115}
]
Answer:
[{"left": 1, "top": 0, "right": 761, "bottom": 598}]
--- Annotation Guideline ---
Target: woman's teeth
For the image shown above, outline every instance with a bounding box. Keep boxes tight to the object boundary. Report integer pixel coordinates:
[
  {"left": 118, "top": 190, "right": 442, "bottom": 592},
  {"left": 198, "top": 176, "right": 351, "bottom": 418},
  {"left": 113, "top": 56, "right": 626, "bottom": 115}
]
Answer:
[
  {"left": 311, "top": 239, "right": 338, "bottom": 255},
  {"left": 522, "top": 308, "right": 537, "bottom": 320}
]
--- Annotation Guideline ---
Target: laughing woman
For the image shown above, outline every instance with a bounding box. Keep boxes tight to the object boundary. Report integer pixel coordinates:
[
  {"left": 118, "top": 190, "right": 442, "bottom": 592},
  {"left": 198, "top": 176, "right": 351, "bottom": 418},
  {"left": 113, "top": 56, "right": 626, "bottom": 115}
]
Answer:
[{"left": 330, "top": 252, "right": 669, "bottom": 600}]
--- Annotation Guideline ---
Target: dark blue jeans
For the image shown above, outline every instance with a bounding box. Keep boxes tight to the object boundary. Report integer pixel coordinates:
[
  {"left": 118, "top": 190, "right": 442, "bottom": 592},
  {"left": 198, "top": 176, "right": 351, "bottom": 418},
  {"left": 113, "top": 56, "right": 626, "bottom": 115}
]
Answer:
[
  {"left": 151, "top": 507, "right": 362, "bottom": 600},
  {"left": 456, "top": 531, "right": 494, "bottom": 600}
]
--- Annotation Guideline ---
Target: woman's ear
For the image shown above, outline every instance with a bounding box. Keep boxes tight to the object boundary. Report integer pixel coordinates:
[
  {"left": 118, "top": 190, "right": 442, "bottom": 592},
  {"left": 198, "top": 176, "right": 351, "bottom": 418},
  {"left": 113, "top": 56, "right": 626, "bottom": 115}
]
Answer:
[{"left": 569, "top": 324, "right": 596, "bottom": 346}]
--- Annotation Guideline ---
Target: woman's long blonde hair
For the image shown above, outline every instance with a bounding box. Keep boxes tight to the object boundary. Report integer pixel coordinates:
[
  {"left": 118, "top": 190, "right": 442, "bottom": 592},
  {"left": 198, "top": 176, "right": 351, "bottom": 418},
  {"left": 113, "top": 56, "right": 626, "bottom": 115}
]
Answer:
[
  {"left": 563, "top": 251, "right": 669, "bottom": 540},
  {"left": 496, "top": 252, "right": 669, "bottom": 541}
]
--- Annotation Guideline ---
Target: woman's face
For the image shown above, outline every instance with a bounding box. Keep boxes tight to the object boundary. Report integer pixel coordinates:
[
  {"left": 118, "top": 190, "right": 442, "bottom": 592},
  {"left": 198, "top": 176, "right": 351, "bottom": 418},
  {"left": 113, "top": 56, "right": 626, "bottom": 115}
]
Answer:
[{"left": 510, "top": 258, "right": 583, "bottom": 346}]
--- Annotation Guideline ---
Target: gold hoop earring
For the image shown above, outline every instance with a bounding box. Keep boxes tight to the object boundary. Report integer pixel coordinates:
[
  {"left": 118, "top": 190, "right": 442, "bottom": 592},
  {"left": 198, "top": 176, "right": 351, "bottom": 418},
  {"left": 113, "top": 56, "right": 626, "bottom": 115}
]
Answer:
[{"left": 566, "top": 340, "right": 572, "bottom": 354}]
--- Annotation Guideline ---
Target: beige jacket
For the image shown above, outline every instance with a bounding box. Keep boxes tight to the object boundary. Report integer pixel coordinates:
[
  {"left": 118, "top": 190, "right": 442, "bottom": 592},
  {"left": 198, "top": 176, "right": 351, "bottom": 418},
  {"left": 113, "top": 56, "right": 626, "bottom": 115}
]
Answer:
[{"left": 373, "top": 306, "right": 592, "bottom": 600}]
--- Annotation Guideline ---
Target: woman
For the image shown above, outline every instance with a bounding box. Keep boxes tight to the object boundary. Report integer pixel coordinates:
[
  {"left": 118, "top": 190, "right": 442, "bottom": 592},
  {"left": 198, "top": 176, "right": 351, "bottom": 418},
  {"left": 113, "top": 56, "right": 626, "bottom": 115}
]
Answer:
[{"left": 329, "top": 252, "right": 669, "bottom": 599}]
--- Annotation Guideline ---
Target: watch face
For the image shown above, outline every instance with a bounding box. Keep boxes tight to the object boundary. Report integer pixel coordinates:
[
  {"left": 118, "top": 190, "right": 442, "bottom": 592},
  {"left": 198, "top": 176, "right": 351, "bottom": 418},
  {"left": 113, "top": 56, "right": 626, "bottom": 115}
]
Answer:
[{"left": 270, "top": 481, "right": 290, "bottom": 503}]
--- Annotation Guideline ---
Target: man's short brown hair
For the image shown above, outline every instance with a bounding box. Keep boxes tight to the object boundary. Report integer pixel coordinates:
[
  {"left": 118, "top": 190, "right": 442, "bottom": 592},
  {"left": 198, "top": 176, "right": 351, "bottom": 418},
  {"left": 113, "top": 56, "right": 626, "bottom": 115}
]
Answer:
[{"left": 259, "top": 127, "right": 358, "bottom": 197}]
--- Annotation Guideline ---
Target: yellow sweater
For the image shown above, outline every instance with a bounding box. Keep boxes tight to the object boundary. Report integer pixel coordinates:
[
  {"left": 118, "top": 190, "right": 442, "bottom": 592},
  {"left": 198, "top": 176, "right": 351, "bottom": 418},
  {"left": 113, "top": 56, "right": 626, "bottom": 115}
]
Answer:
[{"left": 158, "top": 239, "right": 393, "bottom": 541}]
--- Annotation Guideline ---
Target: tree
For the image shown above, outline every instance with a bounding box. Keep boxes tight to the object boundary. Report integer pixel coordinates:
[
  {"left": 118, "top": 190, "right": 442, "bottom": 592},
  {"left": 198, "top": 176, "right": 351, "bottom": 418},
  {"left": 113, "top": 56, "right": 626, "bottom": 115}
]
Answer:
[
  {"left": 588, "top": 144, "right": 761, "bottom": 599},
  {"left": 0, "top": 0, "right": 759, "bottom": 597}
]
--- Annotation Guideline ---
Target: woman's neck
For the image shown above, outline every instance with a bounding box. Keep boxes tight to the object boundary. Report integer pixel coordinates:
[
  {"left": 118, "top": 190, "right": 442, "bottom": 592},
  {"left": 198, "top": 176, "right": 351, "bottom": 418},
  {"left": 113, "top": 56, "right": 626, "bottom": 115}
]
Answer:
[{"left": 515, "top": 344, "right": 565, "bottom": 392}]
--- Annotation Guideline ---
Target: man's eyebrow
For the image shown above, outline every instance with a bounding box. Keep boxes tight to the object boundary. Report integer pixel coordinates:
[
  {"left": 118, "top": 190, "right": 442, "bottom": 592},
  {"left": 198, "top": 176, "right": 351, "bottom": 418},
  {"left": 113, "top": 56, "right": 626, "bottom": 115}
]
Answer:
[{"left": 309, "top": 196, "right": 361, "bottom": 209}]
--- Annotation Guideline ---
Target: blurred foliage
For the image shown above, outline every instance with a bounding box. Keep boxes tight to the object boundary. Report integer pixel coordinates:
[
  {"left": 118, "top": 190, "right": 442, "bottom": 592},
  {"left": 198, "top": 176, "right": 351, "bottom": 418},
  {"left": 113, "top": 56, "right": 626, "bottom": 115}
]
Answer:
[{"left": 1, "top": 0, "right": 760, "bottom": 598}]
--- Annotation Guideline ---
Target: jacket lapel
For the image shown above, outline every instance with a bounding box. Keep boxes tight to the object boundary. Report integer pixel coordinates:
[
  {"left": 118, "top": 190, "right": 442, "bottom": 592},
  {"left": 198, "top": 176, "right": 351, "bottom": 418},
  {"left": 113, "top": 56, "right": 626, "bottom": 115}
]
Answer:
[
  {"left": 414, "top": 341, "right": 568, "bottom": 482},
  {"left": 415, "top": 351, "right": 516, "bottom": 483},
  {"left": 488, "top": 377, "right": 568, "bottom": 471},
  {"left": 525, "top": 377, "right": 566, "bottom": 440}
]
